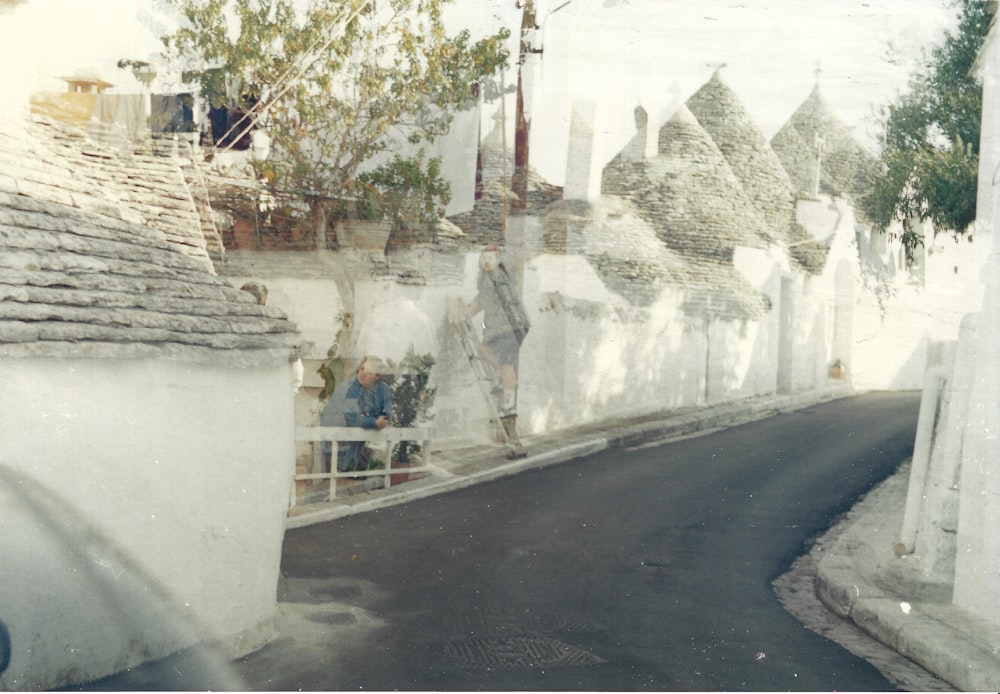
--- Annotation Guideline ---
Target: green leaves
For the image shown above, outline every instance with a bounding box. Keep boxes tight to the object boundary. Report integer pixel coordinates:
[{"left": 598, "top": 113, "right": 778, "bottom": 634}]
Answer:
[
  {"left": 317, "top": 361, "right": 337, "bottom": 401},
  {"left": 861, "top": 0, "right": 989, "bottom": 258},
  {"left": 162, "top": 0, "right": 508, "bottom": 248},
  {"left": 383, "top": 347, "right": 436, "bottom": 462},
  {"left": 354, "top": 150, "right": 451, "bottom": 225},
  {"left": 914, "top": 137, "right": 978, "bottom": 235}
]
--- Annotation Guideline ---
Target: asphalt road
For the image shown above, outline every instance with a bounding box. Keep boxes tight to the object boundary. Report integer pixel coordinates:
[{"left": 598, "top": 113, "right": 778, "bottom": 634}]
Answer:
[{"left": 237, "top": 390, "right": 920, "bottom": 691}]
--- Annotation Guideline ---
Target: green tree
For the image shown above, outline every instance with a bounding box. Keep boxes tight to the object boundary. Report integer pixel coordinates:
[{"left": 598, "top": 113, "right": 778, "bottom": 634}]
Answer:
[
  {"left": 161, "top": 0, "right": 508, "bottom": 249},
  {"left": 351, "top": 149, "right": 451, "bottom": 243},
  {"left": 862, "top": 0, "right": 991, "bottom": 258}
]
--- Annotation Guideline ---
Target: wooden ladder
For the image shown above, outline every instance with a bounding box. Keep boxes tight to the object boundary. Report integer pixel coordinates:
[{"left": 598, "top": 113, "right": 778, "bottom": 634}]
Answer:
[{"left": 447, "top": 298, "right": 526, "bottom": 459}]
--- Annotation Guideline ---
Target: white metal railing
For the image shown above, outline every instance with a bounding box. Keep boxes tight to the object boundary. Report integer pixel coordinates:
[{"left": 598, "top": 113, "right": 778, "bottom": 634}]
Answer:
[{"left": 292, "top": 426, "right": 433, "bottom": 505}]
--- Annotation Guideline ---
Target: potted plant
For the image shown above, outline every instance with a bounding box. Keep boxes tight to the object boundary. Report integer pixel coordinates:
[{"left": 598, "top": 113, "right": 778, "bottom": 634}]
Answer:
[
  {"left": 339, "top": 150, "right": 451, "bottom": 250},
  {"left": 829, "top": 359, "right": 845, "bottom": 379},
  {"left": 384, "top": 348, "right": 436, "bottom": 484}
]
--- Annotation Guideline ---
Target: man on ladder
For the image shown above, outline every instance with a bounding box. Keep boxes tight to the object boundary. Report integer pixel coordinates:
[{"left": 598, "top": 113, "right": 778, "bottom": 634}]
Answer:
[{"left": 451, "top": 245, "right": 530, "bottom": 458}]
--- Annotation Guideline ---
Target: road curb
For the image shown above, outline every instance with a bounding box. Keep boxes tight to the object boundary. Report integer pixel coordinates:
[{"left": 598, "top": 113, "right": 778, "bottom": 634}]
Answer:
[
  {"left": 284, "top": 439, "right": 613, "bottom": 528},
  {"left": 816, "top": 559, "right": 1000, "bottom": 691},
  {"left": 813, "top": 471, "right": 1000, "bottom": 691},
  {"left": 286, "top": 385, "right": 853, "bottom": 530}
]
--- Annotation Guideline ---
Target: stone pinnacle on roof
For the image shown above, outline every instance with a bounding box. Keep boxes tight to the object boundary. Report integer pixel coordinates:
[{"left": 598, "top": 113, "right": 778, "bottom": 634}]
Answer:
[
  {"left": 772, "top": 82, "right": 879, "bottom": 205},
  {"left": 612, "top": 106, "right": 654, "bottom": 165}
]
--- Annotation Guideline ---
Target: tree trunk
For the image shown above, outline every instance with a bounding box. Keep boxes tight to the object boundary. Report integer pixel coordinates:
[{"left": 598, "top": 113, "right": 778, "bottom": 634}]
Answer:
[{"left": 312, "top": 199, "right": 328, "bottom": 250}]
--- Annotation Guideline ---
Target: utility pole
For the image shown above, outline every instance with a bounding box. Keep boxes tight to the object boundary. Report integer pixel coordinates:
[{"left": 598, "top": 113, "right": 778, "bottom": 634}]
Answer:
[
  {"left": 510, "top": 1, "right": 573, "bottom": 214},
  {"left": 511, "top": 0, "right": 540, "bottom": 215}
]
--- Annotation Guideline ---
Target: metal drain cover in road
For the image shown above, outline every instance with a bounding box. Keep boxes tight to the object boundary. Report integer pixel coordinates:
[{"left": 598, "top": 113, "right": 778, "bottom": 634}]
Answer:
[{"left": 444, "top": 636, "right": 606, "bottom": 670}]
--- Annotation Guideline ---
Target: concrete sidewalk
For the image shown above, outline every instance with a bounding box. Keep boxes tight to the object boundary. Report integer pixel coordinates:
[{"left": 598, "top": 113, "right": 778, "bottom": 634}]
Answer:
[
  {"left": 812, "top": 463, "right": 1000, "bottom": 691},
  {"left": 286, "top": 385, "right": 853, "bottom": 529},
  {"left": 283, "top": 385, "right": 999, "bottom": 690}
]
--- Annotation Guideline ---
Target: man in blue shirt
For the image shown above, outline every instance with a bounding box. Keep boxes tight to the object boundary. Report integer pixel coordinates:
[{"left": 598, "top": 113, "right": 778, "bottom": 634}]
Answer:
[{"left": 320, "top": 356, "right": 392, "bottom": 472}]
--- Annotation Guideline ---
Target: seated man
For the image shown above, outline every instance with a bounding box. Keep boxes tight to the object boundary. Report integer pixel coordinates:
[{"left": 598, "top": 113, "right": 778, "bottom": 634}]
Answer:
[{"left": 319, "top": 356, "right": 392, "bottom": 473}]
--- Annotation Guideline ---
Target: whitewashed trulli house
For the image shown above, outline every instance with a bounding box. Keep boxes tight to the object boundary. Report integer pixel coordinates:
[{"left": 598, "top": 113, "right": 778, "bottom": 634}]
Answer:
[
  {"left": 0, "top": 115, "right": 301, "bottom": 690},
  {"left": 687, "top": 72, "right": 852, "bottom": 393},
  {"left": 488, "top": 96, "right": 792, "bottom": 433},
  {"left": 601, "top": 103, "right": 783, "bottom": 400},
  {"left": 772, "top": 80, "right": 983, "bottom": 390}
]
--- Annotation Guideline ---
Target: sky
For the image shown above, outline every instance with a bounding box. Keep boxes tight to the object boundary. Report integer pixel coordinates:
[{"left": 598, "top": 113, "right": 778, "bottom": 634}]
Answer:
[
  {"left": 506, "top": 0, "right": 957, "bottom": 181},
  {"left": 0, "top": 0, "right": 958, "bottom": 185}
]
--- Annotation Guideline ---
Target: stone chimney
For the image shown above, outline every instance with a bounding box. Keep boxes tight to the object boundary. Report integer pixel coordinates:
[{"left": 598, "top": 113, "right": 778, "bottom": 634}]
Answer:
[
  {"left": 656, "top": 81, "right": 685, "bottom": 156},
  {"left": 617, "top": 106, "right": 651, "bottom": 164},
  {"left": 563, "top": 100, "right": 600, "bottom": 201}
]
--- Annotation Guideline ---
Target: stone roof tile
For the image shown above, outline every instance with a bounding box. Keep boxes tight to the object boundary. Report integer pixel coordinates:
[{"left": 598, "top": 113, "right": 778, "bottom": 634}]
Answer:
[
  {"left": 772, "top": 85, "right": 880, "bottom": 206},
  {"left": 686, "top": 75, "right": 794, "bottom": 239},
  {"left": 4, "top": 117, "right": 221, "bottom": 272},
  {"left": 0, "top": 117, "right": 299, "bottom": 363},
  {"left": 603, "top": 104, "right": 772, "bottom": 259}
]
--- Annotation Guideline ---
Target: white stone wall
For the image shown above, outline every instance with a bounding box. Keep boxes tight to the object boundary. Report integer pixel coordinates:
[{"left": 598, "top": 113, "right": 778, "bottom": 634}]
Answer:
[
  {"left": 849, "top": 222, "right": 986, "bottom": 390},
  {"left": 792, "top": 273, "right": 833, "bottom": 391},
  {"left": 952, "top": 19, "right": 1000, "bottom": 615},
  {"left": 505, "top": 251, "right": 789, "bottom": 432},
  {"left": 0, "top": 356, "right": 294, "bottom": 690},
  {"left": 280, "top": 244, "right": 840, "bottom": 443},
  {"left": 517, "top": 256, "right": 706, "bottom": 431},
  {"left": 732, "top": 246, "right": 785, "bottom": 396},
  {"left": 785, "top": 195, "right": 983, "bottom": 392},
  {"left": 270, "top": 184, "right": 989, "bottom": 448},
  {"left": 253, "top": 277, "right": 346, "bottom": 360}
]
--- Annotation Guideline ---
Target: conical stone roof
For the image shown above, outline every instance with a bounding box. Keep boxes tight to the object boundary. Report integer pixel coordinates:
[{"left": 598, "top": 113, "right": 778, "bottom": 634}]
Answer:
[
  {"left": 770, "top": 121, "right": 815, "bottom": 195},
  {"left": 16, "top": 118, "right": 223, "bottom": 271},
  {"left": 536, "top": 195, "right": 765, "bottom": 319},
  {"left": 772, "top": 85, "right": 879, "bottom": 205},
  {"left": 603, "top": 104, "right": 771, "bottom": 260},
  {"left": 449, "top": 111, "right": 561, "bottom": 246},
  {"left": 600, "top": 105, "right": 769, "bottom": 319},
  {"left": 0, "top": 116, "right": 300, "bottom": 363},
  {"left": 540, "top": 196, "right": 688, "bottom": 306},
  {"left": 686, "top": 72, "right": 794, "bottom": 247},
  {"left": 679, "top": 255, "right": 770, "bottom": 321}
]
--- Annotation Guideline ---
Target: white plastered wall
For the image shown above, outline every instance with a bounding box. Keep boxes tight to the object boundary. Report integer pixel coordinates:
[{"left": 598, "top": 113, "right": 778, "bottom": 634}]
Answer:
[
  {"left": 953, "top": 20, "right": 1000, "bottom": 614},
  {"left": 0, "top": 355, "right": 294, "bottom": 689}
]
